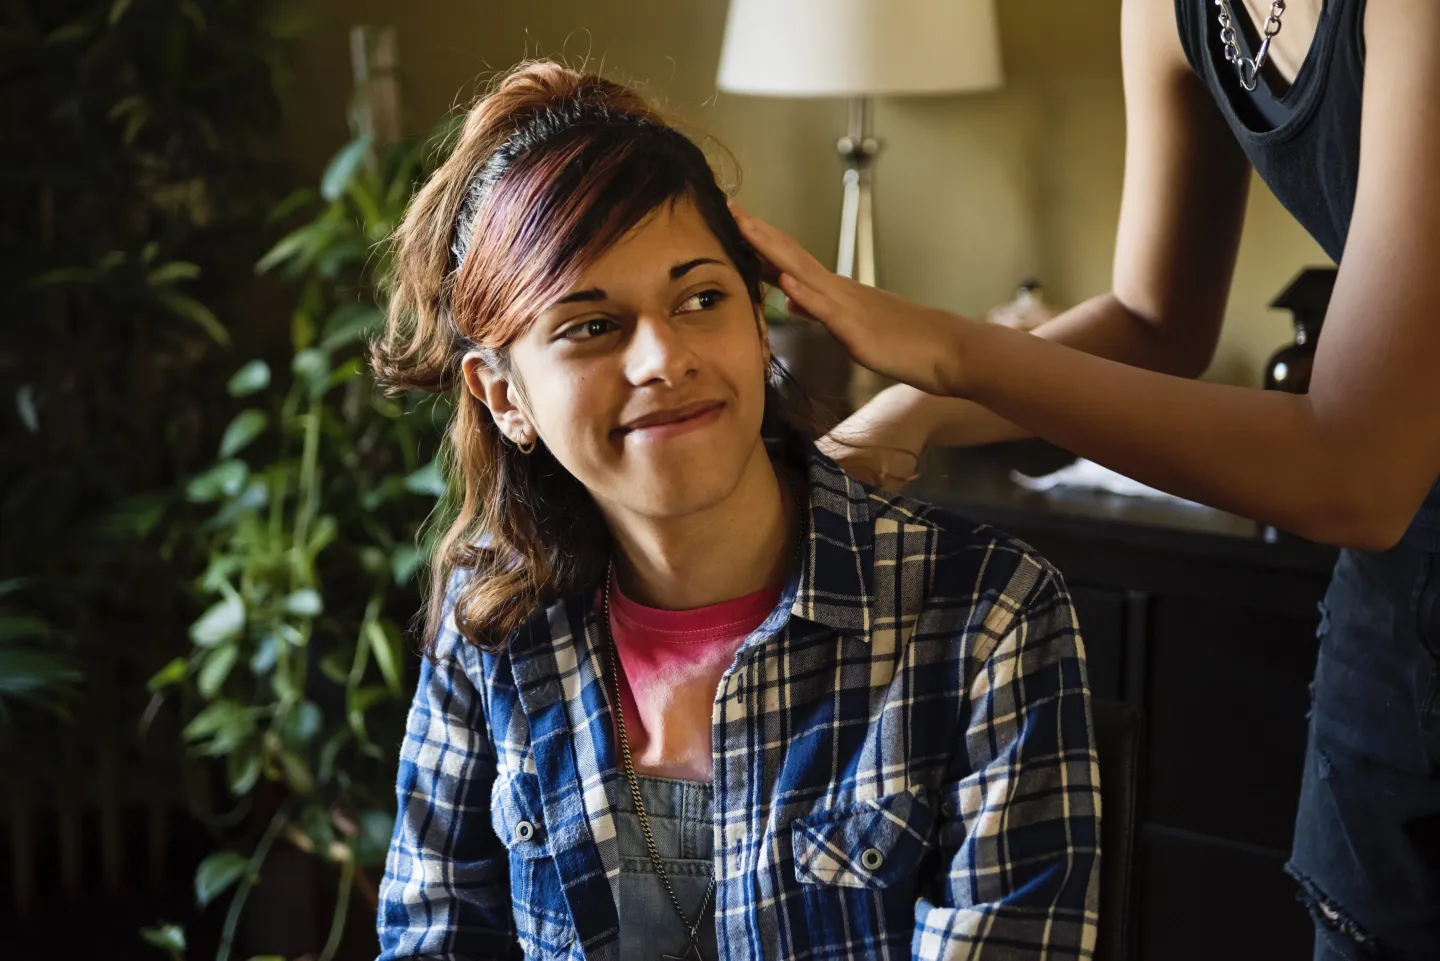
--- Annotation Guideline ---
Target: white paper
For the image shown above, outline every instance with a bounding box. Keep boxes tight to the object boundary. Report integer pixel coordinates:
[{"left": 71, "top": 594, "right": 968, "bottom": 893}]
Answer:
[{"left": 1010, "top": 458, "right": 1207, "bottom": 509}]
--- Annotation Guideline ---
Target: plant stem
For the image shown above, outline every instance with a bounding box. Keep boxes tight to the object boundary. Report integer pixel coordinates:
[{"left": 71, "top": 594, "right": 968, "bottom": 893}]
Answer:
[
  {"left": 318, "top": 852, "right": 356, "bottom": 961},
  {"left": 216, "top": 799, "right": 293, "bottom": 961}
]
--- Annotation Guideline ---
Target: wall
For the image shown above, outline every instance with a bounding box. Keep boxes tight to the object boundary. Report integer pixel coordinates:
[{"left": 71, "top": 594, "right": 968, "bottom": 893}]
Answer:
[{"left": 282, "top": 0, "right": 1332, "bottom": 386}]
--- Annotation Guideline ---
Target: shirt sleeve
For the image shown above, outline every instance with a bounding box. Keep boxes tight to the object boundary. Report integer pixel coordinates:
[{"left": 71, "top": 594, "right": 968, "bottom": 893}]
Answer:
[
  {"left": 913, "top": 565, "right": 1101, "bottom": 960},
  {"left": 376, "top": 629, "right": 520, "bottom": 961}
]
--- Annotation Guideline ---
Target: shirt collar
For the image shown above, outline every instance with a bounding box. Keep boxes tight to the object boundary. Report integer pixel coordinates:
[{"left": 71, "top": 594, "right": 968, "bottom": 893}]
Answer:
[{"left": 781, "top": 438, "right": 877, "bottom": 641}]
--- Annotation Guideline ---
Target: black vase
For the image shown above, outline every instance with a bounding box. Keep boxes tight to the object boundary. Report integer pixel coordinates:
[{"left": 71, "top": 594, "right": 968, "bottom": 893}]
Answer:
[
  {"left": 1264, "top": 316, "right": 1322, "bottom": 393},
  {"left": 1263, "top": 267, "right": 1337, "bottom": 395}
]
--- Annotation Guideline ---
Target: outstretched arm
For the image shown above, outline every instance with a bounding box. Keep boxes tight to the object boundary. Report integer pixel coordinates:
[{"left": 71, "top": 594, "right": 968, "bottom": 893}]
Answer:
[
  {"left": 741, "top": 0, "right": 1440, "bottom": 551},
  {"left": 814, "top": 0, "right": 1251, "bottom": 483}
]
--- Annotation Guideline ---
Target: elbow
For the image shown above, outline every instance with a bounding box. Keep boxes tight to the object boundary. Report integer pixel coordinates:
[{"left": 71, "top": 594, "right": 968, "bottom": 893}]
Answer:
[
  {"left": 1294, "top": 486, "right": 1417, "bottom": 553},
  {"left": 1333, "top": 513, "right": 1411, "bottom": 553}
]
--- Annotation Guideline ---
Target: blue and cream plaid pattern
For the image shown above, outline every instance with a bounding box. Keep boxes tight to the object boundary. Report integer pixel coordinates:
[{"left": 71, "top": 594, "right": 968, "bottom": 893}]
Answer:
[{"left": 377, "top": 444, "right": 1101, "bottom": 960}]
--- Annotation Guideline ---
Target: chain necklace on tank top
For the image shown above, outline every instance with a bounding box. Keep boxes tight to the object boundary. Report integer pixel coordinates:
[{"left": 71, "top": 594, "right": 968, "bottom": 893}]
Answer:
[
  {"left": 1214, "top": 0, "right": 1287, "bottom": 92},
  {"left": 598, "top": 474, "right": 807, "bottom": 961}
]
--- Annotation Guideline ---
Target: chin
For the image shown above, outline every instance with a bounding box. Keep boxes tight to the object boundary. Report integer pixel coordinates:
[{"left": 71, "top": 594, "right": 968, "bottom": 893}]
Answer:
[{"left": 626, "top": 470, "right": 737, "bottom": 520}]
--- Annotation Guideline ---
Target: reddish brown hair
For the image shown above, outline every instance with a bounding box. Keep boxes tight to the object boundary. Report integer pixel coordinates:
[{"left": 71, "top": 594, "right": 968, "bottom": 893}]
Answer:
[{"left": 373, "top": 62, "right": 795, "bottom": 653}]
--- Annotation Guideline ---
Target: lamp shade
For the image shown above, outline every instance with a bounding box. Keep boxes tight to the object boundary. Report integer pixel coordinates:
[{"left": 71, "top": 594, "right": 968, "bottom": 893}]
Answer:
[{"left": 717, "top": 0, "right": 1003, "bottom": 98}]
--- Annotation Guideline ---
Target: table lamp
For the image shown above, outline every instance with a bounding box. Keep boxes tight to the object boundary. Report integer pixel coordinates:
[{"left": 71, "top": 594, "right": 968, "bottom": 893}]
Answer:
[{"left": 717, "top": 0, "right": 1004, "bottom": 289}]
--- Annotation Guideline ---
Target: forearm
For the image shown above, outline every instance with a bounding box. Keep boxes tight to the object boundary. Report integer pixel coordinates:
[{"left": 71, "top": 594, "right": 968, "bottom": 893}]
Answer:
[
  {"left": 957, "top": 320, "right": 1409, "bottom": 549},
  {"left": 913, "top": 292, "right": 1208, "bottom": 449}
]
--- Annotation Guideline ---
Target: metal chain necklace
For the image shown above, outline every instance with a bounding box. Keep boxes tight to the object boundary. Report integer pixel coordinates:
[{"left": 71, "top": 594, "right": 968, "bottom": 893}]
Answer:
[
  {"left": 1214, "top": 0, "right": 1287, "bottom": 92},
  {"left": 601, "top": 567, "right": 716, "bottom": 961},
  {"left": 598, "top": 473, "right": 809, "bottom": 961}
]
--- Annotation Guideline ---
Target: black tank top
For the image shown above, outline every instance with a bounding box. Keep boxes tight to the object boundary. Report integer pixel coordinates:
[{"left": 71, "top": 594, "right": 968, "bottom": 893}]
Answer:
[{"left": 1174, "top": 0, "right": 1366, "bottom": 262}]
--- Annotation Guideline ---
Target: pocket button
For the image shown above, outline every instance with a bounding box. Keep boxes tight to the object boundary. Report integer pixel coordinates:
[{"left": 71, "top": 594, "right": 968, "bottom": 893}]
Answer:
[
  {"left": 515, "top": 819, "right": 536, "bottom": 842},
  {"left": 860, "top": 847, "right": 884, "bottom": 871}
]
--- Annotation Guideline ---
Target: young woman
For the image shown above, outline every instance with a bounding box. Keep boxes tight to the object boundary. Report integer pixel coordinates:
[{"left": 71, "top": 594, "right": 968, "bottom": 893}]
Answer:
[
  {"left": 372, "top": 63, "right": 1099, "bottom": 961},
  {"left": 734, "top": 1, "right": 1440, "bottom": 958}
]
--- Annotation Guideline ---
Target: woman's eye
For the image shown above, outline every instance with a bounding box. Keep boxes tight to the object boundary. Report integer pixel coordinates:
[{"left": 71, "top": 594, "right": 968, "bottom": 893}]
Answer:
[
  {"left": 677, "top": 289, "right": 727, "bottom": 314},
  {"left": 560, "top": 318, "right": 616, "bottom": 341}
]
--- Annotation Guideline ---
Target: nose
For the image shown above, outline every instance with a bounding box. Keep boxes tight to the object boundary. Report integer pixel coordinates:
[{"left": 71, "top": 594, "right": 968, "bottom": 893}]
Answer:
[{"left": 623, "top": 314, "right": 699, "bottom": 387}]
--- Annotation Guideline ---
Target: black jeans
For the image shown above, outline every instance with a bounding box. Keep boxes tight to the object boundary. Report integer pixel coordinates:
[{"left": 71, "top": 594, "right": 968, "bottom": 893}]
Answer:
[{"left": 1287, "top": 485, "right": 1440, "bottom": 960}]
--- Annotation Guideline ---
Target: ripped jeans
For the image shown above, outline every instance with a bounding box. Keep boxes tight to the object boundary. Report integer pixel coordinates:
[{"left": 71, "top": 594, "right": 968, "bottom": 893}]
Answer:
[{"left": 1287, "top": 490, "right": 1440, "bottom": 961}]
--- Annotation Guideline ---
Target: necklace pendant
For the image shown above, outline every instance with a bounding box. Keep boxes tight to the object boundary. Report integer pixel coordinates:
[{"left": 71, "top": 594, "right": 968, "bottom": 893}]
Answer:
[{"left": 661, "top": 942, "right": 706, "bottom": 961}]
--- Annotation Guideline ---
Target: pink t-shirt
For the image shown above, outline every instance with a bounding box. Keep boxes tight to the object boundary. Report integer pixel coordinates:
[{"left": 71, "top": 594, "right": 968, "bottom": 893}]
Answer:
[{"left": 602, "top": 573, "right": 782, "bottom": 782}]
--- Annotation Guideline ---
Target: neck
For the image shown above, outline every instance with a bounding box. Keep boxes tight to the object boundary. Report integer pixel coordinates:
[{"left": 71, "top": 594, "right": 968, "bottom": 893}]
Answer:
[{"left": 604, "top": 443, "right": 800, "bottom": 611}]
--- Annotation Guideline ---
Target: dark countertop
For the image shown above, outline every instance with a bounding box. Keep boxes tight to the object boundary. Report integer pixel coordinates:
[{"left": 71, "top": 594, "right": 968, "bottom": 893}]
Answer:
[{"left": 907, "top": 441, "right": 1340, "bottom": 578}]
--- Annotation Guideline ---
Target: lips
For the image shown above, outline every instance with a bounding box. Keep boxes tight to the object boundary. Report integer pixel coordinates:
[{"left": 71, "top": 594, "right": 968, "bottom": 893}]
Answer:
[{"left": 618, "top": 400, "right": 725, "bottom": 434}]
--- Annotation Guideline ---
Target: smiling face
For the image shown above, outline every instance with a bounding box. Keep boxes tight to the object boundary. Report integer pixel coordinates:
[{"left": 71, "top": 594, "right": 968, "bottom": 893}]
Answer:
[{"left": 468, "top": 196, "right": 773, "bottom": 523}]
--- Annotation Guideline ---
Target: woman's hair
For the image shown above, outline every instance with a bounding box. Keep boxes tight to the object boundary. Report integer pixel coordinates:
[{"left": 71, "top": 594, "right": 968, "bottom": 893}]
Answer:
[{"left": 373, "top": 61, "right": 810, "bottom": 654}]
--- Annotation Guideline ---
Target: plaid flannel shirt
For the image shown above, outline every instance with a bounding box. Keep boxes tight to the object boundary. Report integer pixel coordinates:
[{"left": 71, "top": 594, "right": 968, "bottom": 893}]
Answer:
[{"left": 377, "top": 444, "right": 1100, "bottom": 960}]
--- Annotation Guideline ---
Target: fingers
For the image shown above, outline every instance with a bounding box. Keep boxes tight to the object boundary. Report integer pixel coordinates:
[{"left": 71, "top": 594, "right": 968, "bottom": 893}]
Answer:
[
  {"left": 728, "top": 202, "right": 827, "bottom": 283},
  {"left": 777, "top": 272, "right": 839, "bottom": 330}
]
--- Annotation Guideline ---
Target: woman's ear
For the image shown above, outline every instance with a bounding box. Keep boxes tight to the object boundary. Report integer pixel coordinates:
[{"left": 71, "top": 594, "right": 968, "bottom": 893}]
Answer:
[{"left": 461, "top": 351, "right": 536, "bottom": 446}]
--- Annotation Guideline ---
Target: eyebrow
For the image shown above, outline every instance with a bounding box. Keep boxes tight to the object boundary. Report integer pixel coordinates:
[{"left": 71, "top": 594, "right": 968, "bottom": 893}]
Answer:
[{"left": 554, "top": 257, "right": 726, "bottom": 305}]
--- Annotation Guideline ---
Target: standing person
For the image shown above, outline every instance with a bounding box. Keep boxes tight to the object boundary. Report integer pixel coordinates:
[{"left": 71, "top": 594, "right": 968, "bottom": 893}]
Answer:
[
  {"left": 372, "top": 63, "right": 1100, "bottom": 960},
  {"left": 732, "top": 1, "right": 1440, "bottom": 958}
]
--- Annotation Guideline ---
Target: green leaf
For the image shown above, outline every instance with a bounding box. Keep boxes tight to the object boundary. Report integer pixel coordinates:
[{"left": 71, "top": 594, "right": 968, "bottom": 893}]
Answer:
[
  {"left": 256, "top": 222, "right": 322, "bottom": 275},
  {"left": 186, "top": 460, "right": 248, "bottom": 502},
  {"left": 182, "top": 700, "right": 251, "bottom": 742},
  {"left": 282, "top": 588, "right": 323, "bottom": 618},
  {"left": 0, "top": 648, "right": 80, "bottom": 698},
  {"left": 282, "top": 700, "right": 323, "bottom": 746},
  {"left": 391, "top": 545, "right": 421, "bottom": 587},
  {"left": 356, "top": 809, "right": 395, "bottom": 867},
  {"left": 227, "top": 360, "right": 271, "bottom": 397},
  {"left": 46, "top": 18, "right": 97, "bottom": 44},
  {"left": 320, "top": 135, "right": 373, "bottom": 202},
  {"left": 365, "top": 620, "right": 404, "bottom": 694},
  {"left": 219, "top": 409, "right": 268, "bottom": 458},
  {"left": 360, "top": 476, "right": 406, "bottom": 513},
  {"left": 106, "top": 94, "right": 144, "bottom": 120},
  {"left": 147, "top": 261, "right": 201, "bottom": 286},
  {"left": 403, "top": 461, "right": 445, "bottom": 497},
  {"left": 156, "top": 290, "right": 229, "bottom": 345},
  {"left": 319, "top": 649, "right": 349, "bottom": 685},
  {"left": 306, "top": 514, "right": 338, "bottom": 557},
  {"left": 95, "top": 492, "right": 168, "bottom": 539},
  {"left": 198, "top": 645, "right": 239, "bottom": 698},
  {"left": 207, "top": 481, "right": 268, "bottom": 528},
  {"left": 326, "top": 358, "right": 364, "bottom": 390},
  {"left": 30, "top": 267, "right": 99, "bottom": 288},
  {"left": 0, "top": 615, "right": 49, "bottom": 641},
  {"left": 266, "top": 187, "right": 318, "bottom": 225},
  {"left": 147, "top": 657, "right": 188, "bottom": 692},
  {"left": 277, "top": 750, "right": 315, "bottom": 795},
  {"left": 108, "top": 0, "right": 135, "bottom": 25},
  {"left": 189, "top": 595, "right": 245, "bottom": 648},
  {"left": 194, "top": 851, "right": 246, "bottom": 907},
  {"left": 229, "top": 751, "right": 261, "bottom": 795},
  {"left": 139, "top": 923, "right": 186, "bottom": 953},
  {"left": 319, "top": 304, "right": 384, "bottom": 352},
  {"left": 178, "top": 0, "right": 206, "bottom": 31},
  {"left": 292, "top": 349, "right": 329, "bottom": 395},
  {"left": 249, "top": 634, "right": 281, "bottom": 675},
  {"left": 300, "top": 804, "right": 336, "bottom": 850},
  {"left": 346, "top": 684, "right": 391, "bottom": 743}
]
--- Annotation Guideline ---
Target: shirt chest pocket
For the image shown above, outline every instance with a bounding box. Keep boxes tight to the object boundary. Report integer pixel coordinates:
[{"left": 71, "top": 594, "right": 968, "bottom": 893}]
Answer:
[
  {"left": 791, "top": 787, "right": 936, "bottom": 950},
  {"left": 491, "top": 771, "right": 578, "bottom": 957}
]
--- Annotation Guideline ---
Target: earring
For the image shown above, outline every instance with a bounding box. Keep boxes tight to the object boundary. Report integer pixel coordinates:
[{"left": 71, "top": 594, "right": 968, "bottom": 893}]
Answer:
[{"left": 515, "top": 435, "right": 536, "bottom": 455}]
